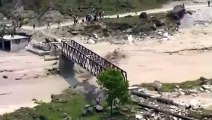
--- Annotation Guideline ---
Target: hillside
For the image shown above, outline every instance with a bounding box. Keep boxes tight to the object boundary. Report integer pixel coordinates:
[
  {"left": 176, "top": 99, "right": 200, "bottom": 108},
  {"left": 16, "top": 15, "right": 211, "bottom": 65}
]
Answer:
[{"left": 0, "top": 0, "right": 174, "bottom": 18}]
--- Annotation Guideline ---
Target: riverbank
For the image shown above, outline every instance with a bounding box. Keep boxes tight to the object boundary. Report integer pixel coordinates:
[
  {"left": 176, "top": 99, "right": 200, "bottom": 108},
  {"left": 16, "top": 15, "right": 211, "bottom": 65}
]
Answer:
[{"left": 0, "top": 51, "right": 70, "bottom": 115}]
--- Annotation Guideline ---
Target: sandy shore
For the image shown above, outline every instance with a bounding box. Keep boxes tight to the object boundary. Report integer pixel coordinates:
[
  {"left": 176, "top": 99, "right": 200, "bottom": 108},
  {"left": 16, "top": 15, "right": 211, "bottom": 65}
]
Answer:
[{"left": 0, "top": 51, "right": 70, "bottom": 115}]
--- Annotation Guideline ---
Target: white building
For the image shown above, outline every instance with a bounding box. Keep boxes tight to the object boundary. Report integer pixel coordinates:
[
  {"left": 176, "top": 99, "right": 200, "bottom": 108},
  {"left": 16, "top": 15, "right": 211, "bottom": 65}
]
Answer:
[{"left": 0, "top": 34, "right": 31, "bottom": 52}]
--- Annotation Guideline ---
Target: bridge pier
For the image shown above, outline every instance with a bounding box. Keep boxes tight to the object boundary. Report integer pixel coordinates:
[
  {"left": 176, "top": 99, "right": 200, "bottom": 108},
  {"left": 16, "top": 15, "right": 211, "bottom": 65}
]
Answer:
[
  {"left": 50, "top": 43, "right": 61, "bottom": 57},
  {"left": 59, "top": 54, "right": 75, "bottom": 77}
]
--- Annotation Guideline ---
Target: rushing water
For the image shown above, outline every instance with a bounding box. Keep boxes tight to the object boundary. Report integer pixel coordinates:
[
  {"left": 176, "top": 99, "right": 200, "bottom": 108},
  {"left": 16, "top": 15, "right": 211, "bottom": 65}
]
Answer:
[{"left": 180, "top": 7, "right": 212, "bottom": 28}]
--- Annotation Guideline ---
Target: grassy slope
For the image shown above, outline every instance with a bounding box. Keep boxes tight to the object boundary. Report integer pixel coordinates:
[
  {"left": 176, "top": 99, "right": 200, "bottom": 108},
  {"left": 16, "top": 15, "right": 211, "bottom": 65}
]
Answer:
[
  {"left": 1, "top": 93, "right": 100, "bottom": 120},
  {"left": 1, "top": 88, "right": 211, "bottom": 120},
  {"left": 141, "top": 78, "right": 212, "bottom": 92},
  {"left": 0, "top": 89, "right": 135, "bottom": 120},
  {"left": 54, "top": 0, "right": 171, "bottom": 15}
]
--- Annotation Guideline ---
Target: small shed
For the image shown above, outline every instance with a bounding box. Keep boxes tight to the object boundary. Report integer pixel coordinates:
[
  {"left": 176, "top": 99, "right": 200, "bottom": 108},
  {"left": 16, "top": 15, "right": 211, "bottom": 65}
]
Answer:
[{"left": 0, "top": 34, "right": 31, "bottom": 52}]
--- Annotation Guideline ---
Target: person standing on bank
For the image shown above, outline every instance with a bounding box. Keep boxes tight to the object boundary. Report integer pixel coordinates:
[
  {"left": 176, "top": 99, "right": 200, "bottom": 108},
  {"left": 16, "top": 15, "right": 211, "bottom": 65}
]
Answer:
[
  {"left": 33, "top": 24, "right": 35, "bottom": 30},
  {"left": 57, "top": 20, "right": 61, "bottom": 29},
  {"left": 47, "top": 21, "right": 50, "bottom": 29}
]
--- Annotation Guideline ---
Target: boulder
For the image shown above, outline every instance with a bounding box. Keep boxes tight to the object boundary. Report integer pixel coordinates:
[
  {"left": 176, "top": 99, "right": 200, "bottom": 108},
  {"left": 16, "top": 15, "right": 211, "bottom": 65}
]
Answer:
[
  {"left": 202, "top": 85, "right": 212, "bottom": 91},
  {"left": 152, "top": 80, "right": 162, "bottom": 92},
  {"left": 150, "top": 24, "right": 157, "bottom": 30},
  {"left": 170, "top": 5, "right": 186, "bottom": 20},
  {"left": 127, "top": 35, "right": 133, "bottom": 44},
  {"left": 0, "top": 13, "right": 4, "bottom": 20},
  {"left": 41, "top": 10, "right": 64, "bottom": 23},
  {"left": 95, "top": 105, "right": 104, "bottom": 112},
  {"left": 33, "top": 41, "right": 51, "bottom": 51},
  {"left": 152, "top": 19, "right": 165, "bottom": 27},
  {"left": 81, "top": 109, "right": 88, "bottom": 116},
  {"left": 83, "top": 104, "right": 94, "bottom": 116},
  {"left": 51, "top": 94, "right": 68, "bottom": 103},
  {"left": 84, "top": 104, "right": 91, "bottom": 109},
  {"left": 199, "top": 77, "right": 208, "bottom": 85},
  {"left": 87, "top": 39, "right": 96, "bottom": 44},
  {"left": 63, "top": 116, "right": 72, "bottom": 120},
  {"left": 70, "top": 31, "right": 79, "bottom": 35},
  {"left": 15, "top": 78, "right": 22, "bottom": 80},
  {"left": 120, "top": 107, "right": 128, "bottom": 112},
  {"left": 187, "top": 99, "right": 201, "bottom": 109},
  {"left": 200, "top": 76, "right": 207, "bottom": 81},
  {"left": 135, "top": 114, "right": 144, "bottom": 120},
  {"left": 22, "top": 18, "right": 30, "bottom": 25},
  {"left": 3, "top": 75, "right": 8, "bottom": 79},
  {"left": 87, "top": 107, "right": 94, "bottom": 114},
  {"left": 93, "top": 33, "right": 98, "bottom": 39},
  {"left": 128, "top": 86, "right": 139, "bottom": 90},
  {"left": 138, "top": 88, "right": 145, "bottom": 93},
  {"left": 163, "top": 32, "right": 169, "bottom": 38},
  {"left": 139, "top": 12, "right": 148, "bottom": 20}
]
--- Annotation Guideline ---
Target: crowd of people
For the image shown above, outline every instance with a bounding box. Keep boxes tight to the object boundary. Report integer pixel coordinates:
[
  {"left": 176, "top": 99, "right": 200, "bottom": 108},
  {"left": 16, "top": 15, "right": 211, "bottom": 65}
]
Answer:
[
  {"left": 32, "top": 9, "right": 106, "bottom": 30},
  {"left": 72, "top": 10, "right": 105, "bottom": 25}
]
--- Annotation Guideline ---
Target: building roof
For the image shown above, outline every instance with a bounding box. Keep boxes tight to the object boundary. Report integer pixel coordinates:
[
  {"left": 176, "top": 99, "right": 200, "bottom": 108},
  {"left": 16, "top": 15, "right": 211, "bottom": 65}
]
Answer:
[{"left": 3, "top": 35, "right": 29, "bottom": 41}]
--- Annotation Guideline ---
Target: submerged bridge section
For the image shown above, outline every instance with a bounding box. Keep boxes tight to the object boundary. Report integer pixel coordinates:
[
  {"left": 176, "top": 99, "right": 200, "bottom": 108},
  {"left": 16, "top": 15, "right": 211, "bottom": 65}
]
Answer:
[{"left": 58, "top": 40, "right": 127, "bottom": 81}]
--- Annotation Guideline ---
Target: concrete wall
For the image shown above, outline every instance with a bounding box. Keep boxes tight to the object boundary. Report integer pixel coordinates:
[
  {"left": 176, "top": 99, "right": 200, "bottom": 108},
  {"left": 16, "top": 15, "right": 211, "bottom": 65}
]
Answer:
[
  {"left": 10, "top": 38, "right": 29, "bottom": 52},
  {"left": 59, "top": 54, "right": 75, "bottom": 77},
  {"left": 50, "top": 46, "right": 61, "bottom": 57}
]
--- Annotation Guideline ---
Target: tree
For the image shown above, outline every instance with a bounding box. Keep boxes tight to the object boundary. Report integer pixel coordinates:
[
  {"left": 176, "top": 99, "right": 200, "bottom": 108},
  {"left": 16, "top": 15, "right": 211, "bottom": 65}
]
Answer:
[
  {"left": 0, "top": 23, "right": 6, "bottom": 39},
  {"left": 97, "top": 69, "right": 129, "bottom": 117},
  {"left": 0, "top": 0, "right": 2, "bottom": 6}
]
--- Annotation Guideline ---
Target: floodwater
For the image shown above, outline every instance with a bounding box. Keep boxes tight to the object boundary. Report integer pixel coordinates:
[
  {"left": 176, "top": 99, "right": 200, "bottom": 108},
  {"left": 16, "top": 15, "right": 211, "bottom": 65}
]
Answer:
[{"left": 180, "top": 7, "right": 212, "bottom": 28}]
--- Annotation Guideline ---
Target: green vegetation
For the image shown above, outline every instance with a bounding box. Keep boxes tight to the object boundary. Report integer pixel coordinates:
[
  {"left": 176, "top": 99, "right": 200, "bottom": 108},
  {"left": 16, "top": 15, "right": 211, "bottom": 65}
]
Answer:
[
  {"left": 0, "top": 82, "right": 133, "bottom": 120},
  {"left": 97, "top": 69, "right": 129, "bottom": 117},
  {"left": 1, "top": 0, "right": 176, "bottom": 17},
  {"left": 141, "top": 78, "right": 212, "bottom": 92},
  {"left": 0, "top": 90, "right": 101, "bottom": 120},
  {"left": 36, "top": 0, "right": 172, "bottom": 15}
]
